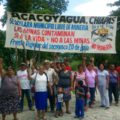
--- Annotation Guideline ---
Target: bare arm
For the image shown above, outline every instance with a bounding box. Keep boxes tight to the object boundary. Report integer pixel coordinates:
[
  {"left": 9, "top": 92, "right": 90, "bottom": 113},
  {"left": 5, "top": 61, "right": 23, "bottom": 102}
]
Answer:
[
  {"left": 106, "top": 75, "right": 109, "bottom": 89},
  {"left": 17, "top": 79, "right": 21, "bottom": 96},
  {"left": 48, "top": 81, "right": 53, "bottom": 95},
  {"left": 77, "top": 91, "right": 84, "bottom": 95}
]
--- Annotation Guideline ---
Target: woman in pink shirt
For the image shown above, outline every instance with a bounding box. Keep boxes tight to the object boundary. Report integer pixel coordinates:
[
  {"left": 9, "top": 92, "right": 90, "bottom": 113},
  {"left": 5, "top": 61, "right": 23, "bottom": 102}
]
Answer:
[
  {"left": 85, "top": 63, "right": 97, "bottom": 108},
  {"left": 74, "top": 64, "right": 88, "bottom": 109}
]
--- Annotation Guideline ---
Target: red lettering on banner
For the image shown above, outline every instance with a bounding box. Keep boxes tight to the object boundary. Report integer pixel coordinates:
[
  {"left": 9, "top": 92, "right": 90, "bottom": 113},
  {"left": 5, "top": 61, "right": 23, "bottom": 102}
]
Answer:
[
  {"left": 32, "top": 36, "right": 44, "bottom": 42},
  {"left": 74, "top": 38, "right": 90, "bottom": 44},
  {"left": 14, "top": 26, "right": 22, "bottom": 33},
  {"left": 42, "top": 30, "right": 75, "bottom": 37},
  {"left": 14, "top": 33, "right": 23, "bottom": 39},
  {"left": 23, "top": 28, "right": 40, "bottom": 35},
  {"left": 92, "top": 43, "right": 112, "bottom": 50},
  {"left": 51, "top": 37, "right": 59, "bottom": 43},
  {"left": 25, "top": 35, "right": 31, "bottom": 41},
  {"left": 51, "top": 37, "right": 73, "bottom": 43},
  {"left": 64, "top": 38, "right": 73, "bottom": 43},
  {"left": 14, "top": 33, "right": 19, "bottom": 39},
  {"left": 59, "top": 38, "right": 63, "bottom": 43}
]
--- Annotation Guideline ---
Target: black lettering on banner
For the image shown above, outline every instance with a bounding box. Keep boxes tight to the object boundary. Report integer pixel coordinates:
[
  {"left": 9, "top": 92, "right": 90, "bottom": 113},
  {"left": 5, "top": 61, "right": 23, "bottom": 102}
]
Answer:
[
  {"left": 73, "top": 16, "right": 79, "bottom": 23},
  {"left": 59, "top": 16, "right": 66, "bottom": 23},
  {"left": 67, "top": 16, "right": 72, "bottom": 23},
  {"left": 89, "top": 17, "right": 115, "bottom": 24},
  {"left": 52, "top": 16, "right": 59, "bottom": 22},
  {"left": 80, "top": 17, "right": 85, "bottom": 24},
  {"left": 89, "top": 17, "right": 94, "bottom": 24},
  {"left": 21, "top": 13, "right": 28, "bottom": 20},
  {"left": 11, "top": 13, "right": 21, "bottom": 19},
  {"left": 10, "top": 12, "right": 115, "bottom": 25},
  {"left": 44, "top": 15, "right": 52, "bottom": 22},
  {"left": 29, "top": 14, "right": 36, "bottom": 21},
  {"left": 37, "top": 15, "right": 43, "bottom": 21}
]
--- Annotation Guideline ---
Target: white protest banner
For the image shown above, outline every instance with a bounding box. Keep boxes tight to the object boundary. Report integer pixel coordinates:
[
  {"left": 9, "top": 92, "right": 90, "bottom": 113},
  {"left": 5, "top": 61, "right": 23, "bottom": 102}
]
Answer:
[{"left": 5, "top": 12, "right": 117, "bottom": 53}]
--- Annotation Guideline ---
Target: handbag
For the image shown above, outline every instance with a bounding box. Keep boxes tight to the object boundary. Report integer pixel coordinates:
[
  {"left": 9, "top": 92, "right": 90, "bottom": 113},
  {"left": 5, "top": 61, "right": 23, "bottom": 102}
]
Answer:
[{"left": 31, "top": 73, "right": 38, "bottom": 93}]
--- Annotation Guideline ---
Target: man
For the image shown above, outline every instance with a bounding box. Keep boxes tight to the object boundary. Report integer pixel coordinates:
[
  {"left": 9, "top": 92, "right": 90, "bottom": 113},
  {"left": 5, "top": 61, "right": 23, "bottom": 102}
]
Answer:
[
  {"left": 17, "top": 63, "right": 33, "bottom": 111},
  {"left": 44, "top": 60, "right": 58, "bottom": 112}
]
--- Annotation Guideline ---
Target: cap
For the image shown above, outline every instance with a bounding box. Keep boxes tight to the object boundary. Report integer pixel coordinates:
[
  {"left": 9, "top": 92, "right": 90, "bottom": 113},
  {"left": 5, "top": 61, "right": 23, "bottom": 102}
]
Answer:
[
  {"left": 20, "top": 62, "right": 27, "bottom": 66},
  {"left": 44, "top": 60, "right": 50, "bottom": 63}
]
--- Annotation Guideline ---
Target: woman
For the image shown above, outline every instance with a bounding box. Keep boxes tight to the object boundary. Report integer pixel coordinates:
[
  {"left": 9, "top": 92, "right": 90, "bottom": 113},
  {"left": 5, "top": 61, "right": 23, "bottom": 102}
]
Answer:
[
  {"left": 29, "top": 66, "right": 52, "bottom": 120},
  {"left": 0, "top": 66, "right": 21, "bottom": 120},
  {"left": 109, "top": 64, "right": 119, "bottom": 106},
  {"left": 58, "top": 63, "right": 72, "bottom": 114},
  {"left": 85, "top": 63, "right": 97, "bottom": 108},
  {"left": 97, "top": 63, "right": 110, "bottom": 109},
  {"left": 74, "top": 64, "right": 88, "bottom": 110}
]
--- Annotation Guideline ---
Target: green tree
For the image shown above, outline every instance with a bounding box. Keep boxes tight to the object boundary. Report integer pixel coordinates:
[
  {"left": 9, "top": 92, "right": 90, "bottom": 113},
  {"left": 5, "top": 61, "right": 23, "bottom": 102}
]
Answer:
[
  {"left": 0, "top": 0, "right": 69, "bottom": 66},
  {"left": 108, "top": 0, "right": 120, "bottom": 64},
  {"left": 32, "top": 0, "right": 68, "bottom": 14}
]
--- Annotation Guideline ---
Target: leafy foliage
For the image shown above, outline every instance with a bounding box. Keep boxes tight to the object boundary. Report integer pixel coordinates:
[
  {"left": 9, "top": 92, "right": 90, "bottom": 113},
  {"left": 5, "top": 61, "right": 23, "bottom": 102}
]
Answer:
[
  {"left": 0, "top": 0, "right": 69, "bottom": 67},
  {"left": 32, "top": 0, "right": 68, "bottom": 14}
]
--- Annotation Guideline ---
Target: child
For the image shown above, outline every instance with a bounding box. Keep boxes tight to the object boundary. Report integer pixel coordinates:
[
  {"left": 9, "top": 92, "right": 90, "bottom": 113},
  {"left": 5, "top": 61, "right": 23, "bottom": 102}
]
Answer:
[
  {"left": 55, "top": 87, "right": 63, "bottom": 118},
  {"left": 75, "top": 80, "right": 85, "bottom": 119}
]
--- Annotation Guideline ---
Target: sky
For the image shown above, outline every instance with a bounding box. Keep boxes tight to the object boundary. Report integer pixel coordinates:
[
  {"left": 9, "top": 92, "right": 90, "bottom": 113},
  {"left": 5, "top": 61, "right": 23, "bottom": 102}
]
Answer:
[
  {"left": 63, "top": 0, "right": 117, "bottom": 16},
  {"left": 0, "top": 0, "right": 118, "bottom": 30}
]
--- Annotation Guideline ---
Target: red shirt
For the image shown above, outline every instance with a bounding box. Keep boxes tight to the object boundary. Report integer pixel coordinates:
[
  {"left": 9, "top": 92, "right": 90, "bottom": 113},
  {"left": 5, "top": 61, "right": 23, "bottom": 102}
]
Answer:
[
  {"left": 65, "top": 66, "right": 72, "bottom": 71},
  {"left": 116, "top": 66, "right": 120, "bottom": 81},
  {"left": 116, "top": 66, "right": 120, "bottom": 73}
]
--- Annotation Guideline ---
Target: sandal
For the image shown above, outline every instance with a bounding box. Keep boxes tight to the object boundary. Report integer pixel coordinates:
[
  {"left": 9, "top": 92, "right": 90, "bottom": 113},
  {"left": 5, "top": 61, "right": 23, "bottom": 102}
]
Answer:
[
  {"left": 13, "top": 118, "right": 19, "bottom": 120},
  {"left": 66, "top": 111, "right": 71, "bottom": 114},
  {"left": 42, "top": 116, "right": 47, "bottom": 120}
]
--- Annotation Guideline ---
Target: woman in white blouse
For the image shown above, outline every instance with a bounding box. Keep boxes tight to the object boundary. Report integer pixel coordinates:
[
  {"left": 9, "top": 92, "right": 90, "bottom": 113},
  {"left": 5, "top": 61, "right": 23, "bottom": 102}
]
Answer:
[{"left": 29, "top": 66, "right": 52, "bottom": 120}]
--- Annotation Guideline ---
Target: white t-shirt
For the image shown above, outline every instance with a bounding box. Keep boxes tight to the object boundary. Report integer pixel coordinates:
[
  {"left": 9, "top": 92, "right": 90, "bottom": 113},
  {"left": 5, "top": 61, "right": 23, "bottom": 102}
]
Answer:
[
  {"left": 17, "top": 70, "right": 30, "bottom": 89},
  {"left": 98, "top": 70, "right": 109, "bottom": 86},
  {"left": 31, "top": 73, "right": 48, "bottom": 92},
  {"left": 45, "top": 68, "right": 56, "bottom": 86},
  {"left": 57, "top": 93, "right": 63, "bottom": 102}
]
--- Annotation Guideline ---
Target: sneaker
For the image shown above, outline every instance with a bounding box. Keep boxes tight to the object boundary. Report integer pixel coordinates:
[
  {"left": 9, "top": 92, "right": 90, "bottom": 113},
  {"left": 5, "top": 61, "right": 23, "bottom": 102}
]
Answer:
[
  {"left": 99, "top": 105, "right": 105, "bottom": 107},
  {"left": 79, "top": 117, "right": 84, "bottom": 120},
  {"left": 54, "top": 114, "right": 58, "bottom": 118},
  {"left": 74, "top": 116, "right": 79, "bottom": 118},
  {"left": 105, "top": 107, "right": 110, "bottom": 110},
  {"left": 66, "top": 111, "right": 71, "bottom": 114},
  {"left": 115, "top": 103, "right": 119, "bottom": 106},
  {"left": 89, "top": 105, "right": 93, "bottom": 108},
  {"left": 29, "top": 107, "right": 35, "bottom": 111}
]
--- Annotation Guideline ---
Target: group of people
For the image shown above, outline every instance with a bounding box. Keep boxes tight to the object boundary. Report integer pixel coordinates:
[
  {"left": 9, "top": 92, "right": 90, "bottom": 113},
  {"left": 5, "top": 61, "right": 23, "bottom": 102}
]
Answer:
[{"left": 0, "top": 57, "right": 120, "bottom": 120}]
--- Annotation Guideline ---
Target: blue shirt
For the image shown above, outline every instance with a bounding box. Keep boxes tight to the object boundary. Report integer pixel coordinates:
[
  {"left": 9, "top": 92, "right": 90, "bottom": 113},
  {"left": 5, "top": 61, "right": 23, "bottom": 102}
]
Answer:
[{"left": 109, "top": 72, "right": 118, "bottom": 83}]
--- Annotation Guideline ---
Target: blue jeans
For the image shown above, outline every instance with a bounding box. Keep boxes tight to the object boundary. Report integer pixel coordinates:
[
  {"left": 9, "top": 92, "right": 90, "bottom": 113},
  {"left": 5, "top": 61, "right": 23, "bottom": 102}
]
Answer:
[
  {"left": 56, "top": 101, "right": 62, "bottom": 111},
  {"left": 109, "top": 83, "right": 119, "bottom": 104},
  {"left": 89, "top": 87, "right": 95, "bottom": 106},
  {"left": 20, "top": 89, "right": 32, "bottom": 110},
  {"left": 75, "top": 98, "right": 84, "bottom": 118},
  {"left": 48, "top": 86, "right": 55, "bottom": 111}
]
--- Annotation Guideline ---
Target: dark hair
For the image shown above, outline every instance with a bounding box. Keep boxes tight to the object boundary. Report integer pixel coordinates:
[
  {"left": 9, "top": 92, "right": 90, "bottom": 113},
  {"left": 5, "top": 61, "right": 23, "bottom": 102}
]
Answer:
[
  {"left": 77, "top": 64, "right": 83, "bottom": 69},
  {"left": 86, "top": 62, "right": 92, "bottom": 67},
  {"left": 98, "top": 63, "right": 105, "bottom": 68},
  {"left": 7, "top": 66, "right": 14, "bottom": 71},
  {"left": 78, "top": 80, "right": 83, "bottom": 86}
]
